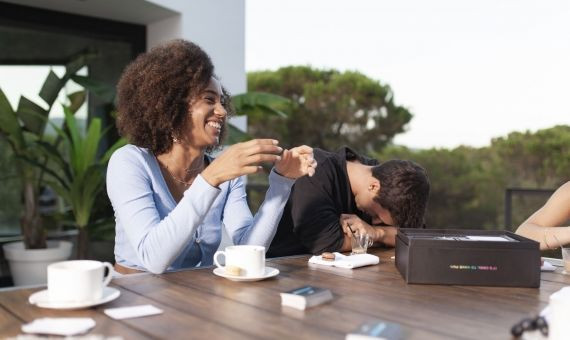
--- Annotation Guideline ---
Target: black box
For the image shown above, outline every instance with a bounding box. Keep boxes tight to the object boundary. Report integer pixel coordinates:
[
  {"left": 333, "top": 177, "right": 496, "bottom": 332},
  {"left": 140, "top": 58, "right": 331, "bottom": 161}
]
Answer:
[{"left": 395, "top": 229, "right": 540, "bottom": 287}]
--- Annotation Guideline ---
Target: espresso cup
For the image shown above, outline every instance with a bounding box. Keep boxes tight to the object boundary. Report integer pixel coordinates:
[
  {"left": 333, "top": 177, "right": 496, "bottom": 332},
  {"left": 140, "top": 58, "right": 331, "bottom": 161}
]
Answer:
[
  {"left": 549, "top": 286, "right": 570, "bottom": 340},
  {"left": 213, "top": 245, "right": 265, "bottom": 277},
  {"left": 351, "top": 232, "right": 374, "bottom": 255},
  {"left": 48, "top": 260, "right": 113, "bottom": 303}
]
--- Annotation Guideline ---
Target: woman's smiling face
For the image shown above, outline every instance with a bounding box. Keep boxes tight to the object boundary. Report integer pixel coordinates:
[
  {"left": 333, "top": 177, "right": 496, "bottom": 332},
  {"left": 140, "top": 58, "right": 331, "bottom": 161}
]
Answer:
[{"left": 184, "top": 77, "right": 227, "bottom": 148}]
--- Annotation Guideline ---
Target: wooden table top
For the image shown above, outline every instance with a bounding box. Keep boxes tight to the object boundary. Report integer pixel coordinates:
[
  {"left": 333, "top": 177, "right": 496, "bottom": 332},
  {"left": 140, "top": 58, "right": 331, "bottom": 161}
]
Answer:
[{"left": 1, "top": 248, "right": 569, "bottom": 339}]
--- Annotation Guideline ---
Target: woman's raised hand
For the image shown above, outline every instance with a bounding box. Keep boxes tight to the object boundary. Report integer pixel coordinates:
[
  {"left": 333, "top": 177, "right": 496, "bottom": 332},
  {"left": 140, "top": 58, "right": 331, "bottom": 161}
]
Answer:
[
  {"left": 275, "top": 145, "right": 317, "bottom": 179},
  {"left": 201, "top": 139, "right": 283, "bottom": 187}
]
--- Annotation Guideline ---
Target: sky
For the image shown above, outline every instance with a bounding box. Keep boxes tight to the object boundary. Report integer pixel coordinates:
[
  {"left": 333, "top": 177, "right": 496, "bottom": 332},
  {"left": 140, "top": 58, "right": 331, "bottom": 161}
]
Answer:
[
  {"left": 245, "top": 0, "right": 570, "bottom": 149},
  {"left": 0, "top": 66, "right": 87, "bottom": 121}
]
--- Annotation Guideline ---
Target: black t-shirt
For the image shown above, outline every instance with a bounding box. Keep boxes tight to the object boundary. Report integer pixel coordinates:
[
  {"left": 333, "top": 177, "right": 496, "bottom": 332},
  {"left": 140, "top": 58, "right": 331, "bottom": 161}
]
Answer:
[{"left": 267, "top": 147, "right": 379, "bottom": 257}]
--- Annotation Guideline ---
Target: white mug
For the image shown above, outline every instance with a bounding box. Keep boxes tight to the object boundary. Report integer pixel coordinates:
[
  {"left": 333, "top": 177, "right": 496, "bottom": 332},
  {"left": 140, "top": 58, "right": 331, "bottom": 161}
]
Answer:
[
  {"left": 213, "top": 245, "right": 265, "bottom": 277},
  {"left": 48, "top": 260, "right": 113, "bottom": 303},
  {"left": 549, "top": 286, "right": 570, "bottom": 340}
]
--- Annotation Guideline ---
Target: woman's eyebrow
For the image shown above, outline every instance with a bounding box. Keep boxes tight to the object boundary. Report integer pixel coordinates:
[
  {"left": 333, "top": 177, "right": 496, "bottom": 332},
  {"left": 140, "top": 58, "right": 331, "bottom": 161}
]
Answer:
[{"left": 203, "top": 89, "right": 220, "bottom": 97}]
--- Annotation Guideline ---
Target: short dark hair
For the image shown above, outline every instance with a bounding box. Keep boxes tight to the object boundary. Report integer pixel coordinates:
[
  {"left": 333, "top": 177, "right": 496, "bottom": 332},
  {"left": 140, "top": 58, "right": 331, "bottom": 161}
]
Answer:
[
  {"left": 116, "top": 39, "right": 234, "bottom": 155},
  {"left": 371, "top": 160, "right": 430, "bottom": 228}
]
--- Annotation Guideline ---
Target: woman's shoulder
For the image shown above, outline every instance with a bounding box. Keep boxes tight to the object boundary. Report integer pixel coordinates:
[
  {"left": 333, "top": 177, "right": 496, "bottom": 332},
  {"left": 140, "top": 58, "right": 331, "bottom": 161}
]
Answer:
[
  {"left": 553, "top": 181, "right": 570, "bottom": 202},
  {"left": 108, "top": 144, "right": 157, "bottom": 175},
  {"left": 110, "top": 144, "right": 152, "bottom": 163}
]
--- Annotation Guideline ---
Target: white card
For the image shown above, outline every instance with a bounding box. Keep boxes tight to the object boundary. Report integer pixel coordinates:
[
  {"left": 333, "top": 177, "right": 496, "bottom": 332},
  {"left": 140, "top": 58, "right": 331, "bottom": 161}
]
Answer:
[
  {"left": 104, "top": 304, "right": 163, "bottom": 320},
  {"left": 465, "top": 236, "right": 511, "bottom": 242},
  {"left": 22, "top": 318, "right": 95, "bottom": 336}
]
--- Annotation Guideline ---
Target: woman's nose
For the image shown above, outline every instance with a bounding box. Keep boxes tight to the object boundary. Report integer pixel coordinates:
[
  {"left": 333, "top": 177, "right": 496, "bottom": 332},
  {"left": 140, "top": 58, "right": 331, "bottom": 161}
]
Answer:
[{"left": 215, "top": 103, "right": 227, "bottom": 117}]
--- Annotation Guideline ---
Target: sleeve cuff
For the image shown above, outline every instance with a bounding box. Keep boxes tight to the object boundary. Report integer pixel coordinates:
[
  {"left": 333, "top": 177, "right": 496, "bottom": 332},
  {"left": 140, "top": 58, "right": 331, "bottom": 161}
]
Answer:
[{"left": 269, "top": 168, "right": 296, "bottom": 189}]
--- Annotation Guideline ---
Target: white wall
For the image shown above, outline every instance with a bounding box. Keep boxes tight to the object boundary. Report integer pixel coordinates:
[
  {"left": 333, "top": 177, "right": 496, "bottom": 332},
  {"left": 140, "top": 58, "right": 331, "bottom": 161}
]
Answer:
[
  {"left": 7, "top": 0, "right": 246, "bottom": 96},
  {"left": 147, "top": 0, "right": 247, "bottom": 96}
]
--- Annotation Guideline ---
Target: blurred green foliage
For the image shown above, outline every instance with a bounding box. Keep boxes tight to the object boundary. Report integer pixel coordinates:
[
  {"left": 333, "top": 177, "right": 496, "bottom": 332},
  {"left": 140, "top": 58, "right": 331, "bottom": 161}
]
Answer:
[{"left": 375, "top": 125, "right": 570, "bottom": 230}]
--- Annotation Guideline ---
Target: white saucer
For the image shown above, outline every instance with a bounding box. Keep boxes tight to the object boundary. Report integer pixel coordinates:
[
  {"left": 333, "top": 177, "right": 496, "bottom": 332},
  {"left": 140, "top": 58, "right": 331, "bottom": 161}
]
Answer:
[
  {"left": 213, "top": 266, "right": 279, "bottom": 282},
  {"left": 29, "top": 287, "right": 121, "bottom": 310}
]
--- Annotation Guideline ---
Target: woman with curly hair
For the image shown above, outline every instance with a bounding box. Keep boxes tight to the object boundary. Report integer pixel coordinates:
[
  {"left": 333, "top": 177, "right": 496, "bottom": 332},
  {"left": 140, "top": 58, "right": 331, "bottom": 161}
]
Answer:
[{"left": 107, "top": 40, "right": 316, "bottom": 274}]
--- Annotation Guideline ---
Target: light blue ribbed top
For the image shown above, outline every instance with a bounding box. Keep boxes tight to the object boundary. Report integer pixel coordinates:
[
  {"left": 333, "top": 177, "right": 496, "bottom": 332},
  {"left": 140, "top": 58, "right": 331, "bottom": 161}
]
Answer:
[{"left": 106, "top": 145, "right": 294, "bottom": 274}]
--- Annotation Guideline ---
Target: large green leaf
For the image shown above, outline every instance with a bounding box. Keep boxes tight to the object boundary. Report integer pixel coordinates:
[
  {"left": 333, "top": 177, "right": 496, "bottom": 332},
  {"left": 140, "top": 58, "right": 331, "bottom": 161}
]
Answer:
[
  {"left": 81, "top": 118, "right": 102, "bottom": 172},
  {"left": 71, "top": 166, "right": 104, "bottom": 228},
  {"left": 35, "top": 141, "right": 72, "bottom": 181},
  {"left": 38, "top": 70, "right": 63, "bottom": 107},
  {"left": 232, "top": 92, "right": 290, "bottom": 118},
  {"left": 226, "top": 122, "right": 251, "bottom": 144},
  {"left": 62, "top": 106, "right": 82, "bottom": 173},
  {"left": 16, "top": 154, "right": 68, "bottom": 189},
  {"left": 101, "top": 137, "right": 127, "bottom": 164},
  {"left": 63, "top": 48, "right": 98, "bottom": 80},
  {"left": 43, "top": 179, "right": 72, "bottom": 206},
  {"left": 17, "top": 96, "right": 48, "bottom": 135},
  {"left": 0, "top": 87, "right": 25, "bottom": 150},
  {"left": 68, "top": 91, "right": 86, "bottom": 113},
  {"left": 71, "top": 75, "right": 115, "bottom": 103}
]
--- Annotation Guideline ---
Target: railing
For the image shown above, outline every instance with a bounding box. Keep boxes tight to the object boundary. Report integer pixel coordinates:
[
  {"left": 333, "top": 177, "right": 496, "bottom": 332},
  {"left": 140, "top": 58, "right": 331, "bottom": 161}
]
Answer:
[{"left": 504, "top": 187, "right": 554, "bottom": 229}]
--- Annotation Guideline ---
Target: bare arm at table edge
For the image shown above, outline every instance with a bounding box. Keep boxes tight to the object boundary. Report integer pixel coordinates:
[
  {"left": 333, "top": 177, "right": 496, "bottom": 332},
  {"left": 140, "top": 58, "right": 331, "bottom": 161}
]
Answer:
[{"left": 515, "top": 181, "right": 570, "bottom": 250}]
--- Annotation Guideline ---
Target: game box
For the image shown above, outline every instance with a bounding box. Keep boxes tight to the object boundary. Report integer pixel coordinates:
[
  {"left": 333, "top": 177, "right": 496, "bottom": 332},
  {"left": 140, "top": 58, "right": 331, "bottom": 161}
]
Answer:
[{"left": 395, "top": 229, "right": 540, "bottom": 287}]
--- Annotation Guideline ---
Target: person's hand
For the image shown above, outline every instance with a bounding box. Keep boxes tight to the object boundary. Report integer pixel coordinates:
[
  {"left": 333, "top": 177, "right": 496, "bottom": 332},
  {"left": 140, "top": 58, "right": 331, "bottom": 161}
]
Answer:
[
  {"left": 201, "top": 139, "right": 282, "bottom": 187},
  {"left": 274, "top": 145, "right": 317, "bottom": 179},
  {"left": 340, "top": 214, "right": 385, "bottom": 243}
]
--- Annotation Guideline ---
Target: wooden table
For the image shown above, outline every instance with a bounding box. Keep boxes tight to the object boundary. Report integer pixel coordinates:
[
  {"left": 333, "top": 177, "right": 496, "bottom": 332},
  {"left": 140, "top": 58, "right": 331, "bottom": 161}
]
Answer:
[{"left": 1, "top": 248, "right": 569, "bottom": 339}]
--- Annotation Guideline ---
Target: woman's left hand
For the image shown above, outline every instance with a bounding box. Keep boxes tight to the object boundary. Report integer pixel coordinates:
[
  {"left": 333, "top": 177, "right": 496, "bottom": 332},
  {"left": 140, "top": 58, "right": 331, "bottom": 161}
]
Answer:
[{"left": 275, "top": 145, "right": 317, "bottom": 179}]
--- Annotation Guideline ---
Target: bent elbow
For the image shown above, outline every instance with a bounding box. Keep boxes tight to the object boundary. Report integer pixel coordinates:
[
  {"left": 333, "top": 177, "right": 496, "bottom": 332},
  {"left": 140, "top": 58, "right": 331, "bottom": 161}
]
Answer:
[
  {"left": 144, "top": 262, "right": 168, "bottom": 274},
  {"left": 138, "top": 250, "right": 170, "bottom": 274}
]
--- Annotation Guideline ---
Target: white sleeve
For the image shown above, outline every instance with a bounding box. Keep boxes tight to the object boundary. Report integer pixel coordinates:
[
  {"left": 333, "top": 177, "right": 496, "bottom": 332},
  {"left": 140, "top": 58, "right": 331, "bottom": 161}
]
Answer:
[{"left": 223, "top": 169, "right": 295, "bottom": 249}]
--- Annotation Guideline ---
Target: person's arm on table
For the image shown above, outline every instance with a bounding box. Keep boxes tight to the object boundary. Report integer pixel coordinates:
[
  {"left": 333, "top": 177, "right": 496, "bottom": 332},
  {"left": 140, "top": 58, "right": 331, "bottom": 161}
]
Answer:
[
  {"left": 339, "top": 214, "right": 397, "bottom": 251},
  {"left": 515, "top": 181, "right": 570, "bottom": 250}
]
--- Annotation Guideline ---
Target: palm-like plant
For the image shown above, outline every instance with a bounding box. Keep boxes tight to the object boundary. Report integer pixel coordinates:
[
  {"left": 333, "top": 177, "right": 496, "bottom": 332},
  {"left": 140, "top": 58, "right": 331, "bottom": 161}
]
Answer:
[
  {"left": 227, "top": 91, "right": 291, "bottom": 144},
  {"left": 0, "top": 51, "right": 95, "bottom": 249},
  {"left": 31, "top": 106, "right": 125, "bottom": 258}
]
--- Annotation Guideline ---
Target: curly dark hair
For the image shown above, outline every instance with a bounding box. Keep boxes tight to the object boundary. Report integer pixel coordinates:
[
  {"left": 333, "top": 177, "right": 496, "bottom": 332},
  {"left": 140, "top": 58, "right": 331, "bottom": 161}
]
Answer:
[
  {"left": 372, "top": 160, "right": 430, "bottom": 228},
  {"left": 116, "top": 39, "right": 234, "bottom": 155}
]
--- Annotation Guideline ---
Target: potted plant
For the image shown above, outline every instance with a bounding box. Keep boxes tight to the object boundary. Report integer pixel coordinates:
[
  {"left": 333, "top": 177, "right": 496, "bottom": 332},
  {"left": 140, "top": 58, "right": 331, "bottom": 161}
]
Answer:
[
  {"left": 0, "top": 52, "right": 97, "bottom": 285},
  {"left": 32, "top": 105, "right": 125, "bottom": 259}
]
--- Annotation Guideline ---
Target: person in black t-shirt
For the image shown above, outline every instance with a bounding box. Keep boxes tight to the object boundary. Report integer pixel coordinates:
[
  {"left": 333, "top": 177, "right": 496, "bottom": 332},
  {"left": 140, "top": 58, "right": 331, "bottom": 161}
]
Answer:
[{"left": 267, "top": 147, "right": 430, "bottom": 257}]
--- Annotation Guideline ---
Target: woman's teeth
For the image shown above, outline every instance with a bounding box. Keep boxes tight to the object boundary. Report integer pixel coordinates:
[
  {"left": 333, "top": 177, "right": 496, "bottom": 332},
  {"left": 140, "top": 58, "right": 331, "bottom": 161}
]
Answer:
[{"left": 207, "top": 121, "right": 221, "bottom": 130}]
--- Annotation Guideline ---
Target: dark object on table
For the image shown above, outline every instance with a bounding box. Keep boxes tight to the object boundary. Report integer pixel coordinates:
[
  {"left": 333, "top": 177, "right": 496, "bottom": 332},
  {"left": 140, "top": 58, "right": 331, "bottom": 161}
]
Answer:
[
  {"left": 395, "top": 229, "right": 540, "bottom": 287},
  {"left": 510, "top": 315, "right": 548, "bottom": 338},
  {"left": 280, "top": 285, "right": 333, "bottom": 310}
]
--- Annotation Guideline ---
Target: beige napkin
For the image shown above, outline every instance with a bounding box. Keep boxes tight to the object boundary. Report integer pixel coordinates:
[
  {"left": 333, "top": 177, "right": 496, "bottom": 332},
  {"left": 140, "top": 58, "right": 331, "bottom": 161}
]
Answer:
[
  {"left": 22, "top": 318, "right": 95, "bottom": 336},
  {"left": 308, "top": 252, "right": 379, "bottom": 269}
]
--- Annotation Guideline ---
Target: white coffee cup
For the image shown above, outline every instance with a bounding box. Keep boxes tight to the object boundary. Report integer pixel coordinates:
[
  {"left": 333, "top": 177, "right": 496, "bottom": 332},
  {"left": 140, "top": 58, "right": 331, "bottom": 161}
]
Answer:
[
  {"left": 213, "top": 245, "right": 265, "bottom": 277},
  {"left": 549, "top": 286, "right": 570, "bottom": 340},
  {"left": 48, "top": 260, "right": 113, "bottom": 303}
]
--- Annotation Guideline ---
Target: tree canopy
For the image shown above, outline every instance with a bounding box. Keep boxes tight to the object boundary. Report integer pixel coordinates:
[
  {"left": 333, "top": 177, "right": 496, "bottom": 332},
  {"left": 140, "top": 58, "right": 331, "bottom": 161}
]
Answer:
[
  {"left": 375, "top": 125, "right": 569, "bottom": 230},
  {"left": 247, "top": 66, "right": 412, "bottom": 151}
]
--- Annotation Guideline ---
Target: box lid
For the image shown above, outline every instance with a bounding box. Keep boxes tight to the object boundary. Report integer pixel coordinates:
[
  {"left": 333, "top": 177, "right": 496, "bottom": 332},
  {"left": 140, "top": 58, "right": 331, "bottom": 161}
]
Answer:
[{"left": 397, "top": 228, "right": 539, "bottom": 250}]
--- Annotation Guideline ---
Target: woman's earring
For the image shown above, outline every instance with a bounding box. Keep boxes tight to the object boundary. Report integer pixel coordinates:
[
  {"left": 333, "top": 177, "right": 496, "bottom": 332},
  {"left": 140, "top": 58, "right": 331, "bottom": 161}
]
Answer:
[{"left": 173, "top": 136, "right": 179, "bottom": 143}]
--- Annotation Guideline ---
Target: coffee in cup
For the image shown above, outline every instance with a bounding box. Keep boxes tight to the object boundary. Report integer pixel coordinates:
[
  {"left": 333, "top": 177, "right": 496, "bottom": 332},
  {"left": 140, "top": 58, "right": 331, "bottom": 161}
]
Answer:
[
  {"left": 48, "top": 260, "right": 113, "bottom": 303},
  {"left": 214, "top": 245, "right": 265, "bottom": 277}
]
